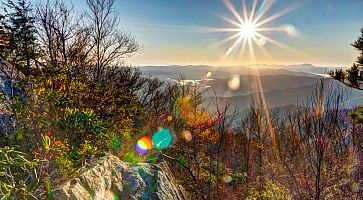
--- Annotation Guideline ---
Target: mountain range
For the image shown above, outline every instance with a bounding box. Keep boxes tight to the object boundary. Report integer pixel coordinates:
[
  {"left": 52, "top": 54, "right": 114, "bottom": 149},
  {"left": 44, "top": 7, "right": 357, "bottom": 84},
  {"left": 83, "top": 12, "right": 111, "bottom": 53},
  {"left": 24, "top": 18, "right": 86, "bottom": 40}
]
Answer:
[{"left": 139, "top": 64, "right": 363, "bottom": 115}]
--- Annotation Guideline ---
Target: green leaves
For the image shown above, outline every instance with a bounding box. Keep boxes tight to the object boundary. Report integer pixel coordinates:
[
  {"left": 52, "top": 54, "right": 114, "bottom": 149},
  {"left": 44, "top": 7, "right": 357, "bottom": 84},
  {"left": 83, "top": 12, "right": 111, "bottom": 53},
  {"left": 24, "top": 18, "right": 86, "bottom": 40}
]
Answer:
[
  {"left": 65, "top": 108, "right": 106, "bottom": 134},
  {"left": 1, "top": 0, "right": 38, "bottom": 75},
  {"left": 176, "top": 153, "right": 186, "bottom": 167},
  {"left": 42, "top": 135, "right": 50, "bottom": 151},
  {"left": 109, "top": 136, "right": 122, "bottom": 151},
  {"left": 0, "top": 146, "right": 43, "bottom": 199},
  {"left": 350, "top": 106, "right": 363, "bottom": 124}
]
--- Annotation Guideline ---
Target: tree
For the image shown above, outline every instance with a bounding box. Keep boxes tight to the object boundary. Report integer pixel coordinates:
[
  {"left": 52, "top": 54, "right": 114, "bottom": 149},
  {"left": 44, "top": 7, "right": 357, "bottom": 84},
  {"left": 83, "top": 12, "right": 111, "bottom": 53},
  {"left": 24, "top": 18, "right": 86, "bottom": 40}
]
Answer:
[
  {"left": 1, "top": 0, "right": 38, "bottom": 75},
  {"left": 85, "top": 0, "right": 140, "bottom": 80},
  {"left": 350, "top": 106, "right": 363, "bottom": 124},
  {"left": 35, "top": 0, "right": 88, "bottom": 69},
  {"left": 0, "top": 0, "right": 177, "bottom": 198},
  {"left": 352, "top": 28, "right": 363, "bottom": 67},
  {"left": 0, "top": 14, "right": 11, "bottom": 47},
  {"left": 330, "top": 28, "right": 363, "bottom": 90},
  {"left": 33, "top": 0, "right": 149, "bottom": 142},
  {"left": 330, "top": 28, "right": 363, "bottom": 199}
]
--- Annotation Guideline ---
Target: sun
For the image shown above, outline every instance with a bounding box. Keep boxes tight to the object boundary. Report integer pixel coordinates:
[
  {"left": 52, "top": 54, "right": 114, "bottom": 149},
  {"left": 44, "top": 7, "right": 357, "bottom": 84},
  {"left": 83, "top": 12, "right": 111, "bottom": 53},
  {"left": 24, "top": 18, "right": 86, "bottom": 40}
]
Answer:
[
  {"left": 239, "top": 22, "right": 257, "bottom": 38},
  {"left": 201, "top": 0, "right": 301, "bottom": 60}
]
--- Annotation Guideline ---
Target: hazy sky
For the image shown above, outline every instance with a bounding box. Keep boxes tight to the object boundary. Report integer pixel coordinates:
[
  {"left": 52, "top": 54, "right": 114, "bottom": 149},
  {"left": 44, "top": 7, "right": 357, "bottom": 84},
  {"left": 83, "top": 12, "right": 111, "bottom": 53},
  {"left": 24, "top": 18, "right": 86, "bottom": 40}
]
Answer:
[{"left": 68, "top": 0, "right": 362, "bottom": 67}]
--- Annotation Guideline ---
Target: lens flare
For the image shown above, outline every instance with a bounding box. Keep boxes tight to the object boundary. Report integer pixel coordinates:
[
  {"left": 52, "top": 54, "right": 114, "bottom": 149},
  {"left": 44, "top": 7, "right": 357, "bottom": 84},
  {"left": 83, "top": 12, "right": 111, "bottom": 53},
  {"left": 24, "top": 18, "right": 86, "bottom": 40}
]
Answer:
[
  {"left": 222, "top": 175, "right": 233, "bottom": 183},
  {"left": 135, "top": 136, "right": 153, "bottom": 155},
  {"left": 228, "top": 75, "right": 240, "bottom": 90},
  {"left": 199, "top": 0, "right": 302, "bottom": 60},
  {"left": 181, "top": 130, "right": 192, "bottom": 142},
  {"left": 152, "top": 128, "right": 173, "bottom": 150}
]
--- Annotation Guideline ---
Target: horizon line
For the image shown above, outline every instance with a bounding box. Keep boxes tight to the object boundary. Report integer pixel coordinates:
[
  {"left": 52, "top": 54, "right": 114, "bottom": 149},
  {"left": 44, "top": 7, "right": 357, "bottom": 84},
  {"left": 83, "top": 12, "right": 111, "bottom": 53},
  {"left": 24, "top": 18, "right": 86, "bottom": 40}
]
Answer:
[{"left": 132, "top": 63, "right": 349, "bottom": 68}]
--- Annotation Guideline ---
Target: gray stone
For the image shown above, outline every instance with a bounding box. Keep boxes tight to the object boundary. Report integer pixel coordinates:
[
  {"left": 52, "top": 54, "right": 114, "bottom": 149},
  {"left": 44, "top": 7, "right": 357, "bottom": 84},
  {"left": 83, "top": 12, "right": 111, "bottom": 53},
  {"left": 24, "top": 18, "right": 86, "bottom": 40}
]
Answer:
[{"left": 53, "top": 154, "right": 189, "bottom": 200}]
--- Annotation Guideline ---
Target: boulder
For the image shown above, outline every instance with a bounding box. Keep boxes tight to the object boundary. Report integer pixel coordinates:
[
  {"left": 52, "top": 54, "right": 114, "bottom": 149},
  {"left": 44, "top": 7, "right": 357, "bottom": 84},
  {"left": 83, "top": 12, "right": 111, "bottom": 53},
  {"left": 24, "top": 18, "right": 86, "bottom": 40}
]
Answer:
[{"left": 53, "top": 154, "right": 188, "bottom": 200}]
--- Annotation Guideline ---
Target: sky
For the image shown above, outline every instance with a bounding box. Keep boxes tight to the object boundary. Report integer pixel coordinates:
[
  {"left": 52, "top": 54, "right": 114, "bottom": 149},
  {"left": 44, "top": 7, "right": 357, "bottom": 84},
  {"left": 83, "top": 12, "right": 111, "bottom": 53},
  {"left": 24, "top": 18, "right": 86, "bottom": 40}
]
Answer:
[{"left": 67, "top": 0, "right": 363, "bottom": 67}]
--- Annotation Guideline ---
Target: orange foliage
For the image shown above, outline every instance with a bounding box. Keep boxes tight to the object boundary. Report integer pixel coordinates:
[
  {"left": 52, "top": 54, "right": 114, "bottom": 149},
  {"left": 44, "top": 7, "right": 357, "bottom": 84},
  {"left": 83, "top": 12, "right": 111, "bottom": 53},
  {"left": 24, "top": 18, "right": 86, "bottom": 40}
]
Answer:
[{"left": 178, "top": 95, "right": 220, "bottom": 141}]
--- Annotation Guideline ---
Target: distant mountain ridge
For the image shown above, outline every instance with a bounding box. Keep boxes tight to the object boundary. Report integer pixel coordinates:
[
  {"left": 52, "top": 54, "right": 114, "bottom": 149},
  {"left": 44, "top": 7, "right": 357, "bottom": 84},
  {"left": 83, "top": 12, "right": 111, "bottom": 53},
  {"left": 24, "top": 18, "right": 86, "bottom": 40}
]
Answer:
[
  {"left": 206, "top": 74, "right": 323, "bottom": 97},
  {"left": 139, "top": 64, "right": 363, "bottom": 111},
  {"left": 139, "top": 63, "right": 342, "bottom": 80}
]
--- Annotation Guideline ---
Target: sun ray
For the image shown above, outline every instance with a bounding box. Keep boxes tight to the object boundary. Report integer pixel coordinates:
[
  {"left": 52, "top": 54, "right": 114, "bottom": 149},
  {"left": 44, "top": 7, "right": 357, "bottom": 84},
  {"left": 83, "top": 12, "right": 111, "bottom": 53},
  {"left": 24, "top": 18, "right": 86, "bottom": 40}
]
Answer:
[
  {"left": 253, "top": 0, "right": 274, "bottom": 24},
  {"left": 256, "top": 27, "right": 288, "bottom": 32},
  {"left": 247, "top": 37, "right": 256, "bottom": 61},
  {"left": 212, "top": 0, "right": 298, "bottom": 162},
  {"left": 255, "top": 32, "right": 299, "bottom": 52},
  {"left": 225, "top": 35, "right": 244, "bottom": 55},
  {"left": 201, "top": 0, "right": 301, "bottom": 62},
  {"left": 219, "top": 15, "right": 243, "bottom": 27},
  {"left": 254, "top": 37, "right": 274, "bottom": 59},
  {"left": 209, "top": 32, "right": 242, "bottom": 48},
  {"left": 239, "top": 37, "right": 248, "bottom": 59},
  {"left": 255, "top": 3, "right": 301, "bottom": 27},
  {"left": 195, "top": 27, "right": 243, "bottom": 33},
  {"left": 242, "top": 0, "right": 249, "bottom": 23},
  {"left": 249, "top": 0, "right": 258, "bottom": 23},
  {"left": 223, "top": 0, "right": 244, "bottom": 24}
]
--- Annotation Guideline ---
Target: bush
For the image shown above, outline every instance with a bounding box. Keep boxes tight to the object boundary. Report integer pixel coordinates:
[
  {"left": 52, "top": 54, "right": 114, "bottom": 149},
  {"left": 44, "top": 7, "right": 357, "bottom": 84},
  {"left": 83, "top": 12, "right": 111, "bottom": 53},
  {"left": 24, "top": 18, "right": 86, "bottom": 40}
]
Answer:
[
  {"left": 247, "top": 180, "right": 293, "bottom": 200},
  {"left": 0, "top": 146, "right": 44, "bottom": 199}
]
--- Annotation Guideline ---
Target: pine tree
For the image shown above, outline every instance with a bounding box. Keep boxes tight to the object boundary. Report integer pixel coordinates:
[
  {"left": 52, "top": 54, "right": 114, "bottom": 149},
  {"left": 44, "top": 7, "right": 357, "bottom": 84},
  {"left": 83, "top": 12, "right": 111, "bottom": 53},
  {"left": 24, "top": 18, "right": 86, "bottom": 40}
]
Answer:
[
  {"left": 330, "top": 28, "right": 363, "bottom": 199},
  {"left": 0, "top": 14, "right": 10, "bottom": 47},
  {"left": 330, "top": 28, "right": 363, "bottom": 124},
  {"left": 1, "top": 0, "right": 38, "bottom": 75},
  {"left": 330, "top": 28, "right": 363, "bottom": 90},
  {"left": 352, "top": 28, "right": 363, "bottom": 67}
]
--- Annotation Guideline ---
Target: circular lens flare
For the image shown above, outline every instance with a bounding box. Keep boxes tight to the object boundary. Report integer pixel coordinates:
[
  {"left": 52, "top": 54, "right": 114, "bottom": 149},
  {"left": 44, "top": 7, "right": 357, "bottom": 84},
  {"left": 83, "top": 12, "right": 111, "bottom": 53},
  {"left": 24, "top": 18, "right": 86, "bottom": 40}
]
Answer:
[
  {"left": 181, "top": 130, "right": 192, "bottom": 142},
  {"left": 135, "top": 136, "right": 153, "bottom": 155},
  {"left": 228, "top": 75, "right": 240, "bottom": 91},
  {"left": 152, "top": 128, "right": 173, "bottom": 150},
  {"left": 222, "top": 175, "right": 233, "bottom": 183}
]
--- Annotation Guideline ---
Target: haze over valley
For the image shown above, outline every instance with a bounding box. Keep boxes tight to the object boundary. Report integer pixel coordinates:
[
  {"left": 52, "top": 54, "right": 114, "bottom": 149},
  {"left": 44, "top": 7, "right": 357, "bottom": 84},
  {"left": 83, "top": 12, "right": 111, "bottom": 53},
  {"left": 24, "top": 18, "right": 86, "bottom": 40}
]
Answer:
[{"left": 140, "top": 64, "right": 363, "bottom": 114}]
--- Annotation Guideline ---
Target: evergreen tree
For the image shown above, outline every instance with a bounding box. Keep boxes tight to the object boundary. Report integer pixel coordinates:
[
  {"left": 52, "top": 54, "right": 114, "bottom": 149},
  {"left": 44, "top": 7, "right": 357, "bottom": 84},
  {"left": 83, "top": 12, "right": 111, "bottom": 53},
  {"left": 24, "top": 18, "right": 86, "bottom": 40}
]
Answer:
[
  {"left": 330, "top": 28, "right": 363, "bottom": 199},
  {"left": 330, "top": 28, "right": 363, "bottom": 124},
  {"left": 0, "top": 14, "right": 10, "bottom": 47},
  {"left": 330, "top": 28, "right": 363, "bottom": 90},
  {"left": 1, "top": 0, "right": 38, "bottom": 75},
  {"left": 352, "top": 28, "right": 363, "bottom": 67}
]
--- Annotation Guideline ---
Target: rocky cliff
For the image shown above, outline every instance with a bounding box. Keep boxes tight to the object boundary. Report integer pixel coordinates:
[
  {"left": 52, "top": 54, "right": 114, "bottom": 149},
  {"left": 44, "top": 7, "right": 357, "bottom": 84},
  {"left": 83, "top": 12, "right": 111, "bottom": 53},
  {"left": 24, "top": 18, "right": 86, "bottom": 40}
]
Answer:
[{"left": 53, "top": 154, "right": 188, "bottom": 200}]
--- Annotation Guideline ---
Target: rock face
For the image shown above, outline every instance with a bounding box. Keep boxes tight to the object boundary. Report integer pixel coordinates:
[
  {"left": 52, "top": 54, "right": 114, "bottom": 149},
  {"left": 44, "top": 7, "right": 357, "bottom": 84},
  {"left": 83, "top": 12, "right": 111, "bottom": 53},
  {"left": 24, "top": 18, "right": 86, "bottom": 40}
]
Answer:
[
  {"left": 53, "top": 154, "right": 188, "bottom": 200},
  {"left": 0, "top": 58, "right": 23, "bottom": 135},
  {"left": 0, "top": 58, "right": 23, "bottom": 97}
]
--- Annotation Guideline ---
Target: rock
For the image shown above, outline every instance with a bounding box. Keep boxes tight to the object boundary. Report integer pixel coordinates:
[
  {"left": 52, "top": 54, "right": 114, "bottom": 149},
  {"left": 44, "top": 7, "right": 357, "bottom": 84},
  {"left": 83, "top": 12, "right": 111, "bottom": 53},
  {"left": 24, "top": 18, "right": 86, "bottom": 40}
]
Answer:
[
  {"left": 53, "top": 154, "right": 189, "bottom": 200},
  {"left": 0, "top": 58, "right": 24, "bottom": 135},
  {"left": 0, "top": 58, "right": 23, "bottom": 98},
  {"left": 53, "top": 178, "right": 92, "bottom": 200}
]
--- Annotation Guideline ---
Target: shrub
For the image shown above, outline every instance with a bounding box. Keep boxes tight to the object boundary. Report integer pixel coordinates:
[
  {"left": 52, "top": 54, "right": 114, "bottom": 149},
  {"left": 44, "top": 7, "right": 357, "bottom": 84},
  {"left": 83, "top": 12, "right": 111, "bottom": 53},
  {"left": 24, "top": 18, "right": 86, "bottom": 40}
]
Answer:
[
  {"left": 0, "top": 146, "right": 44, "bottom": 199},
  {"left": 247, "top": 180, "right": 293, "bottom": 200}
]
